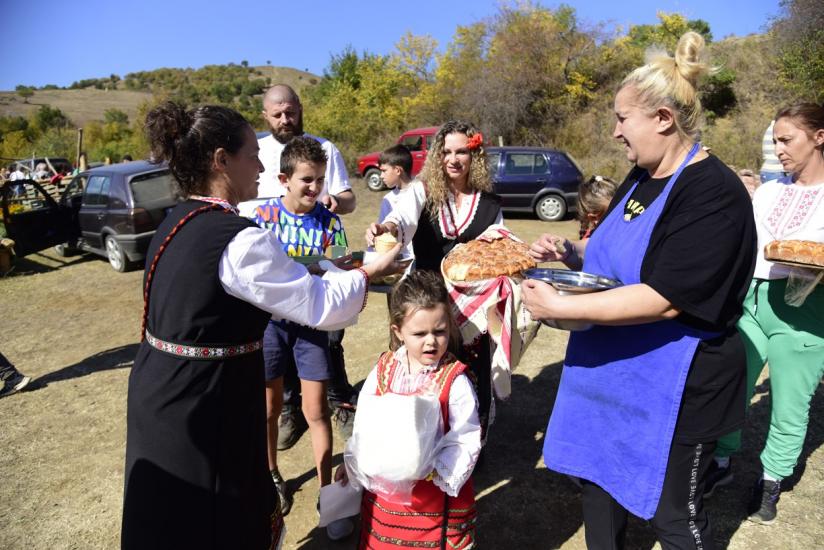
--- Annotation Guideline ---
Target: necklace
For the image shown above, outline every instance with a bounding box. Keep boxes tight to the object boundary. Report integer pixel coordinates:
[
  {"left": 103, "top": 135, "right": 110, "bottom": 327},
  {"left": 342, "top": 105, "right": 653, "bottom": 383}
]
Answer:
[{"left": 189, "top": 195, "right": 238, "bottom": 214}]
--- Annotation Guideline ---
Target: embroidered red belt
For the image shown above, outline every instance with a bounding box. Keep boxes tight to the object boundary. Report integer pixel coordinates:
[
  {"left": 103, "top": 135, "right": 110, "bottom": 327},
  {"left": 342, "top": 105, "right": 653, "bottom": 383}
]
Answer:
[{"left": 145, "top": 331, "right": 263, "bottom": 359}]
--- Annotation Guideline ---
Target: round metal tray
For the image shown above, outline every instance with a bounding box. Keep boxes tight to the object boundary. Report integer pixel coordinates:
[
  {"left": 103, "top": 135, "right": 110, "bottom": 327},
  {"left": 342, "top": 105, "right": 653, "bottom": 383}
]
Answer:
[{"left": 523, "top": 268, "right": 622, "bottom": 330}]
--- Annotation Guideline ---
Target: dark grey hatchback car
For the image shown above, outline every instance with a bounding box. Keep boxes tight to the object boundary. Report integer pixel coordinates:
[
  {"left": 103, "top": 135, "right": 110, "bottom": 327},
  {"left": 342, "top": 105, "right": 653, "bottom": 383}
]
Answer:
[
  {"left": 486, "top": 146, "right": 584, "bottom": 222},
  {"left": 1, "top": 161, "right": 178, "bottom": 271}
]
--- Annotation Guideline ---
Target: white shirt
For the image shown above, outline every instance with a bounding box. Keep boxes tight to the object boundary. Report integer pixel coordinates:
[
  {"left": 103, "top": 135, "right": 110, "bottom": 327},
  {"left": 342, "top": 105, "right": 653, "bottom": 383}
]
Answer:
[
  {"left": 218, "top": 226, "right": 366, "bottom": 330},
  {"left": 384, "top": 180, "right": 504, "bottom": 248},
  {"left": 751, "top": 177, "right": 824, "bottom": 279},
  {"left": 238, "top": 133, "right": 351, "bottom": 218},
  {"left": 9, "top": 169, "right": 26, "bottom": 181},
  {"left": 760, "top": 121, "right": 784, "bottom": 175},
  {"left": 378, "top": 186, "right": 415, "bottom": 259},
  {"left": 358, "top": 347, "right": 481, "bottom": 497}
]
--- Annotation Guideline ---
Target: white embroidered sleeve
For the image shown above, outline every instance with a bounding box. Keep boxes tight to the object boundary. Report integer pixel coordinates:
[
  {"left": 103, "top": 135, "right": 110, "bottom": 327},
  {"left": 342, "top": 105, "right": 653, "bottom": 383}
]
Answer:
[
  {"left": 219, "top": 227, "right": 366, "bottom": 329},
  {"left": 431, "top": 374, "right": 482, "bottom": 497}
]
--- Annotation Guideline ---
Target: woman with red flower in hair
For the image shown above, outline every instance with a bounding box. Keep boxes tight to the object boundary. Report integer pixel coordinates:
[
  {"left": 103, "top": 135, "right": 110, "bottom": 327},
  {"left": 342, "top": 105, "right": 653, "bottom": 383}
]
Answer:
[{"left": 366, "top": 120, "right": 502, "bottom": 440}]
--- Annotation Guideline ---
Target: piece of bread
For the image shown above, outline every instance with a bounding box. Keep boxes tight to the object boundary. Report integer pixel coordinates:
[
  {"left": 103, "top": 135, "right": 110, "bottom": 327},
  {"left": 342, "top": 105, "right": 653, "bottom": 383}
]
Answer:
[
  {"left": 375, "top": 232, "right": 399, "bottom": 254},
  {"left": 443, "top": 237, "right": 536, "bottom": 281},
  {"left": 764, "top": 240, "right": 824, "bottom": 267}
]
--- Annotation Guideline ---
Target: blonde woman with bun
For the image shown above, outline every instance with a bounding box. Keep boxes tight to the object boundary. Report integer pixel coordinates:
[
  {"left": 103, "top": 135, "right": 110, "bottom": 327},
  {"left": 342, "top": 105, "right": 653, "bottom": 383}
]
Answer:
[{"left": 522, "top": 32, "right": 756, "bottom": 549}]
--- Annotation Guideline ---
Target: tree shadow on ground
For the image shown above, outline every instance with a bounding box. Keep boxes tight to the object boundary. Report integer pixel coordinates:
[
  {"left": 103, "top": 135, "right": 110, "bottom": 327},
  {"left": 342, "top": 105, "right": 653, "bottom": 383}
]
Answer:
[
  {"left": 473, "top": 362, "right": 824, "bottom": 550},
  {"left": 707, "top": 378, "right": 824, "bottom": 548},
  {"left": 2, "top": 251, "right": 95, "bottom": 277},
  {"left": 284, "top": 361, "right": 824, "bottom": 549},
  {"left": 28, "top": 343, "right": 138, "bottom": 390},
  {"left": 472, "top": 361, "right": 660, "bottom": 550}
]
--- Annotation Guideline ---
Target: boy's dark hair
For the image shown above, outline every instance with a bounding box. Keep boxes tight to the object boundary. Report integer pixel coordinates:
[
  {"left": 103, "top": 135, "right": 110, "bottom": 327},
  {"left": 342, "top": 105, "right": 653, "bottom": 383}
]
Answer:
[
  {"left": 379, "top": 144, "right": 412, "bottom": 177},
  {"left": 280, "top": 136, "right": 327, "bottom": 178},
  {"left": 388, "top": 270, "right": 461, "bottom": 353}
]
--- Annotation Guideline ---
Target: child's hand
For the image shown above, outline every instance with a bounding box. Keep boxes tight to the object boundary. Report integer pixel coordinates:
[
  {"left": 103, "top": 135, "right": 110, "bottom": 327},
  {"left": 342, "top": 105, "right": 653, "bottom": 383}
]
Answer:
[
  {"left": 365, "top": 223, "right": 383, "bottom": 247},
  {"left": 364, "top": 222, "right": 397, "bottom": 247},
  {"left": 334, "top": 464, "right": 349, "bottom": 486}
]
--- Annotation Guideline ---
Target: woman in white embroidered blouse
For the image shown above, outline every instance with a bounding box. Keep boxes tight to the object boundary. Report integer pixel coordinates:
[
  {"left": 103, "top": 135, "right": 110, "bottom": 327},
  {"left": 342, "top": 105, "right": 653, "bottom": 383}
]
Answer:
[
  {"left": 364, "top": 120, "right": 503, "bottom": 270},
  {"left": 713, "top": 102, "right": 824, "bottom": 525}
]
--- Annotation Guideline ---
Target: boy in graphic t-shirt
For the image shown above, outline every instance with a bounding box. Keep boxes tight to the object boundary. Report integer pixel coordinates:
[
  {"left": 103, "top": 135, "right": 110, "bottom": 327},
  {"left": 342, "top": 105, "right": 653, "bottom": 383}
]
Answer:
[{"left": 251, "top": 136, "right": 353, "bottom": 538}]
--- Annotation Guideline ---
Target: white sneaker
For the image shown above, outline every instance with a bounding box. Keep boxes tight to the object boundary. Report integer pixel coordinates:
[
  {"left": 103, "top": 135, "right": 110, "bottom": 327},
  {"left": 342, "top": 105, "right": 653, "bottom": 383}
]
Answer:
[{"left": 326, "top": 517, "right": 354, "bottom": 541}]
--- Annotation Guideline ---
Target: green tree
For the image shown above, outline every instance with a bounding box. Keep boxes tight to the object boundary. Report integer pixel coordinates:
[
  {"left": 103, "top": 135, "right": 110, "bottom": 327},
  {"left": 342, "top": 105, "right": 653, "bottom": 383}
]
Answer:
[
  {"left": 0, "top": 130, "right": 31, "bottom": 159},
  {"left": 31, "top": 105, "right": 71, "bottom": 133},
  {"left": 104, "top": 109, "right": 129, "bottom": 125},
  {"left": 15, "top": 85, "right": 34, "bottom": 104},
  {"left": 771, "top": 0, "right": 824, "bottom": 101}
]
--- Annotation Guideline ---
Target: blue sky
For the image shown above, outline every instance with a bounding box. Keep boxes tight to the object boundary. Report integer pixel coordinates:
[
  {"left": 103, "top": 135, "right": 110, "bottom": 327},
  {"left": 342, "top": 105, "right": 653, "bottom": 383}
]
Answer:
[{"left": 1, "top": 0, "right": 781, "bottom": 91}]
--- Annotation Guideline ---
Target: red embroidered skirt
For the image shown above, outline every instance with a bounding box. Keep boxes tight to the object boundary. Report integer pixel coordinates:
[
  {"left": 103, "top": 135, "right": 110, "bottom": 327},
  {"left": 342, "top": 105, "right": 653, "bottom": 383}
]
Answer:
[{"left": 359, "top": 478, "right": 476, "bottom": 549}]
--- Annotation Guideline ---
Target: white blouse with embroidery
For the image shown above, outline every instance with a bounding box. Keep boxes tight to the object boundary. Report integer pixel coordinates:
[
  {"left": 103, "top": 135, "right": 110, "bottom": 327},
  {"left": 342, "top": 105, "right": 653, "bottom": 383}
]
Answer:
[
  {"left": 218, "top": 226, "right": 367, "bottom": 330},
  {"left": 358, "top": 346, "right": 482, "bottom": 497},
  {"left": 383, "top": 180, "right": 503, "bottom": 248},
  {"left": 752, "top": 178, "right": 824, "bottom": 279}
]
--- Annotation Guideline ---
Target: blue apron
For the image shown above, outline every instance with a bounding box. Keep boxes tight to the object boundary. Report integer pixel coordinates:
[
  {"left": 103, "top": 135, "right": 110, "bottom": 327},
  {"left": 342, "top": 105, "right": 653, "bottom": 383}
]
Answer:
[{"left": 543, "top": 143, "right": 717, "bottom": 519}]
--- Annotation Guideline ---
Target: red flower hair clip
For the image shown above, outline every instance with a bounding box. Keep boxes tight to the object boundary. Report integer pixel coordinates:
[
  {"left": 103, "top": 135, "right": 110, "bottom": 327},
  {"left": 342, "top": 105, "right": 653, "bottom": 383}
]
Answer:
[{"left": 467, "top": 133, "right": 484, "bottom": 150}]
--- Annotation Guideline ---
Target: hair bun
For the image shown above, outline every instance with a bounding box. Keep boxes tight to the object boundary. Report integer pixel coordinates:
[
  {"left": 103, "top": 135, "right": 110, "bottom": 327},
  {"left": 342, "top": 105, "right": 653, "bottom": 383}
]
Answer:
[
  {"left": 674, "top": 31, "right": 710, "bottom": 84},
  {"left": 145, "top": 101, "right": 193, "bottom": 163}
]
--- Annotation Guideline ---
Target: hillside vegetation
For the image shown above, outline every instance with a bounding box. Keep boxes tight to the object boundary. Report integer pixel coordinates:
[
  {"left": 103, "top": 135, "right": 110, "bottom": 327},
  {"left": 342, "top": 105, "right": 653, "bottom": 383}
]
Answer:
[{"left": 1, "top": 0, "right": 820, "bottom": 178}]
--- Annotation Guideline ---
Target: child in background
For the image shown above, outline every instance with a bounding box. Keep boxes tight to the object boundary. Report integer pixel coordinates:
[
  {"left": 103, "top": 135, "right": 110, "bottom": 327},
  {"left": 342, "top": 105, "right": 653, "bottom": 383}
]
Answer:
[
  {"left": 376, "top": 144, "right": 415, "bottom": 259},
  {"left": 338, "top": 270, "right": 481, "bottom": 549},
  {"left": 577, "top": 175, "right": 618, "bottom": 240},
  {"left": 252, "top": 136, "right": 353, "bottom": 540}
]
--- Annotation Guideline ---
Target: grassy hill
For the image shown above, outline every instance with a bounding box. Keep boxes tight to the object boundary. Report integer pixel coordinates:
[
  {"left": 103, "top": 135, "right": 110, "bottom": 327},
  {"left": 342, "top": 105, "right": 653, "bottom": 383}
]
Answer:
[{"left": 0, "top": 65, "right": 319, "bottom": 127}]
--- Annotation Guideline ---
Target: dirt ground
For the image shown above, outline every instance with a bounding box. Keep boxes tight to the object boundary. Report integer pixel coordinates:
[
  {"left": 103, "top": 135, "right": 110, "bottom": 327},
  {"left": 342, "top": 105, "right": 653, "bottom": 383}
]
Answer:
[{"left": 1, "top": 180, "right": 821, "bottom": 549}]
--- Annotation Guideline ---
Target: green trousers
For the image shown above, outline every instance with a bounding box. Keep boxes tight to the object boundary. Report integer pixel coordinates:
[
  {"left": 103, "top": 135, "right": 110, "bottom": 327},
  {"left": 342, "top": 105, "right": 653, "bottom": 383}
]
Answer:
[{"left": 716, "top": 278, "right": 824, "bottom": 479}]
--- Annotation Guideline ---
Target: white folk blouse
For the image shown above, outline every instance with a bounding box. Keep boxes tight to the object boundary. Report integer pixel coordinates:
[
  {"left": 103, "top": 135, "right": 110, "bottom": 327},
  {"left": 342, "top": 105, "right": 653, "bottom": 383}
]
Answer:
[
  {"left": 359, "top": 346, "right": 482, "bottom": 497},
  {"left": 752, "top": 178, "right": 824, "bottom": 279},
  {"left": 383, "top": 180, "right": 503, "bottom": 248},
  {"left": 218, "top": 226, "right": 367, "bottom": 331}
]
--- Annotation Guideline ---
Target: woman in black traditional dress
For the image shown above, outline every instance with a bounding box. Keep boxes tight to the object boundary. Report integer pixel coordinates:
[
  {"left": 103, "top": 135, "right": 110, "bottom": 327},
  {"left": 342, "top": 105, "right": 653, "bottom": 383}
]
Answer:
[
  {"left": 121, "top": 102, "right": 401, "bottom": 550},
  {"left": 365, "top": 119, "right": 502, "bottom": 436}
]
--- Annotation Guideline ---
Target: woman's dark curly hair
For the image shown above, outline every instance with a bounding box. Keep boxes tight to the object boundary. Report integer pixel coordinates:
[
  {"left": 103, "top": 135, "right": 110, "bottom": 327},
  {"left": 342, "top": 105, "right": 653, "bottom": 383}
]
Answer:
[{"left": 144, "top": 102, "right": 250, "bottom": 196}]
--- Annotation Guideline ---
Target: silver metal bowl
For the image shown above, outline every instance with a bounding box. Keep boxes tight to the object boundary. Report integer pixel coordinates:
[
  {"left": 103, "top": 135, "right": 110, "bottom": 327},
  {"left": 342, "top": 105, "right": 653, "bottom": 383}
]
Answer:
[{"left": 523, "top": 268, "right": 622, "bottom": 330}]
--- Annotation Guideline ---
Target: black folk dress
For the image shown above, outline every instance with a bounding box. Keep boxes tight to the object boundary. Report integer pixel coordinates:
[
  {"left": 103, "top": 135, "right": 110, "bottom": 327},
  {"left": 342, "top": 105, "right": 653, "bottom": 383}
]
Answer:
[
  {"left": 122, "top": 200, "right": 279, "bottom": 550},
  {"left": 412, "top": 191, "right": 502, "bottom": 436}
]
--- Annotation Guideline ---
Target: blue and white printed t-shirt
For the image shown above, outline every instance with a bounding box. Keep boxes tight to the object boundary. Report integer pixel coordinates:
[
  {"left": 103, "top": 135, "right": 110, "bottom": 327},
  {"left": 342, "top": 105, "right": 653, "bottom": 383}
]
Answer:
[{"left": 252, "top": 198, "right": 348, "bottom": 257}]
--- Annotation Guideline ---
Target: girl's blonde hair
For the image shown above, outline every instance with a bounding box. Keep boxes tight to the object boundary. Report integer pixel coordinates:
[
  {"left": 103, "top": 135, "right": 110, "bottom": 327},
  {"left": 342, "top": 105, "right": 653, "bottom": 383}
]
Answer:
[
  {"left": 622, "top": 31, "right": 714, "bottom": 142},
  {"left": 418, "top": 120, "right": 492, "bottom": 219},
  {"left": 388, "top": 270, "right": 461, "bottom": 353}
]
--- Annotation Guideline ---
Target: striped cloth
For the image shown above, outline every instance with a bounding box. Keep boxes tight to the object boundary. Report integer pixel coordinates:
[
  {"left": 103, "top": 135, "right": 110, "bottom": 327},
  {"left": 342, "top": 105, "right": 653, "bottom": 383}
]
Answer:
[
  {"left": 761, "top": 120, "right": 784, "bottom": 175},
  {"left": 442, "top": 226, "right": 540, "bottom": 400}
]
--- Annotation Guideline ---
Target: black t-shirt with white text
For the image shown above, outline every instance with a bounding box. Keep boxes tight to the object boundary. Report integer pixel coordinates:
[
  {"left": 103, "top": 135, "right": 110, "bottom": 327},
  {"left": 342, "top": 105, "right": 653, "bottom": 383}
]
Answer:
[{"left": 596, "top": 155, "right": 757, "bottom": 442}]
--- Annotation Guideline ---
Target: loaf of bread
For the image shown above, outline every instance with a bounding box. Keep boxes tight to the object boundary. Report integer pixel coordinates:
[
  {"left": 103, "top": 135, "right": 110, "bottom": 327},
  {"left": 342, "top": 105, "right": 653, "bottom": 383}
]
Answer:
[
  {"left": 443, "top": 237, "right": 536, "bottom": 281},
  {"left": 764, "top": 240, "right": 824, "bottom": 267}
]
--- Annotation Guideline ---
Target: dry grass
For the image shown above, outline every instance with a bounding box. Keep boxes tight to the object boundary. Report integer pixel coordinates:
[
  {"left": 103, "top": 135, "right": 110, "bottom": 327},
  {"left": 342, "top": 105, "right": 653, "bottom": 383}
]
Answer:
[
  {"left": 0, "top": 66, "right": 318, "bottom": 127},
  {"left": 0, "top": 180, "right": 821, "bottom": 549}
]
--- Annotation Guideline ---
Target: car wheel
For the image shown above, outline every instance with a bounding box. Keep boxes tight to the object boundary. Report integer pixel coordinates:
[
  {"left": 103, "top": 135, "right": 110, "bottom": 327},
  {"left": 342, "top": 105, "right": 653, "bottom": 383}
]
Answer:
[
  {"left": 535, "top": 194, "right": 567, "bottom": 222},
  {"left": 364, "top": 168, "right": 385, "bottom": 192},
  {"left": 105, "top": 235, "right": 129, "bottom": 272}
]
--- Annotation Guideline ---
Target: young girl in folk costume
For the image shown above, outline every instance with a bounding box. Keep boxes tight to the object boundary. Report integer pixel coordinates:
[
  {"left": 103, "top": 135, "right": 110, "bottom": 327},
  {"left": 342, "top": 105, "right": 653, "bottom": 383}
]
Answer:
[
  {"left": 366, "top": 120, "right": 503, "bottom": 437},
  {"left": 339, "top": 270, "right": 482, "bottom": 549},
  {"left": 577, "top": 175, "right": 618, "bottom": 240}
]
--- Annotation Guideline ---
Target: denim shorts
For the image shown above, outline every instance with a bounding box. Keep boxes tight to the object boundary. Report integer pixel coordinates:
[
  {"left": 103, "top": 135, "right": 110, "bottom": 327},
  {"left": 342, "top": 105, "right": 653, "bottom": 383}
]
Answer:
[{"left": 263, "top": 319, "right": 332, "bottom": 382}]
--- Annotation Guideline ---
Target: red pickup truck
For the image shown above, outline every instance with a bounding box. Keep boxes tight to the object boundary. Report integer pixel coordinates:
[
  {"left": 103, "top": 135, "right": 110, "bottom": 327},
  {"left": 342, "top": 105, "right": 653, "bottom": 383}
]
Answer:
[{"left": 356, "top": 126, "right": 438, "bottom": 191}]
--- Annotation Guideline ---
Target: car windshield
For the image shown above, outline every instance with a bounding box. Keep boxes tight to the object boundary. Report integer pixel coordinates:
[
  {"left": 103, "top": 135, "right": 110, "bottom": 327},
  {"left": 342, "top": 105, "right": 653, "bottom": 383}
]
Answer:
[{"left": 129, "top": 171, "right": 177, "bottom": 208}]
